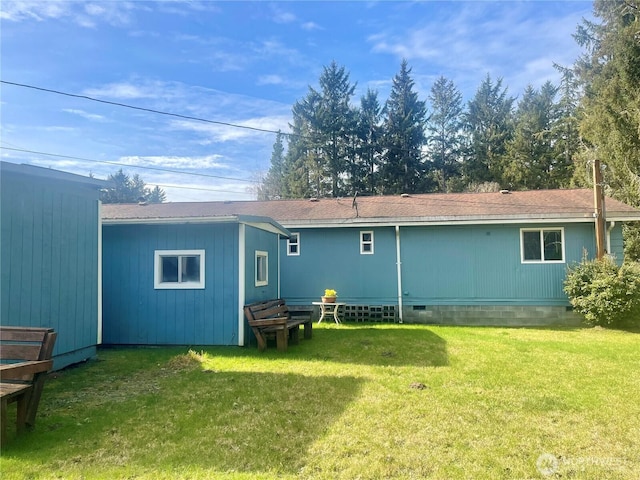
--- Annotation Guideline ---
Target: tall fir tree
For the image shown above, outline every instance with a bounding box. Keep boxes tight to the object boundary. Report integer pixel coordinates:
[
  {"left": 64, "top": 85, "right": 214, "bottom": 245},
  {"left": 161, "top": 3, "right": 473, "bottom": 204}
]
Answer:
[
  {"left": 503, "top": 82, "right": 562, "bottom": 190},
  {"left": 100, "top": 169, "right": 166, "bottom": 204},
  {"left": 426, "top": 76, "right": 465, "bottom": 192},
  {"left": 258, "top": 132, "right": 286, "bottom": 200},
  {"left": 464, "top": 74, "right": 515, "bottom": 187},
  {"left": 282, "top": 62, "right": 357, "bottom": 198},
  {"left": 573, "top": 0, "right": 640, "bottom": 258},
  {"left": 352, "top": 88, "right": 383, "bottom": 195},
  {"left": 380, "top": 60, "right": 429, "bottom": 194}
]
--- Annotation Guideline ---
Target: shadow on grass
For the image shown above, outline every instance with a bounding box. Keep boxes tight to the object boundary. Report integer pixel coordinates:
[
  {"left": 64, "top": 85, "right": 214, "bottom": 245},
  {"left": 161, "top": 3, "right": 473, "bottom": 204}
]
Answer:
[
  {"left": 246, "top": 322, "right": 449, "bottom": 368},
  {"left": 4, "top": 357, "right": 364, "bottom": 477}
]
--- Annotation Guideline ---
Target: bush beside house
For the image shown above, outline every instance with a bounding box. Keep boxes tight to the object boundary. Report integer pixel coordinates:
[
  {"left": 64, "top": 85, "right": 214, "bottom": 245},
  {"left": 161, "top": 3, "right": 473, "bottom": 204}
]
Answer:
[{"left": 564, "top": 255, "right": 640, "bottom": 328}]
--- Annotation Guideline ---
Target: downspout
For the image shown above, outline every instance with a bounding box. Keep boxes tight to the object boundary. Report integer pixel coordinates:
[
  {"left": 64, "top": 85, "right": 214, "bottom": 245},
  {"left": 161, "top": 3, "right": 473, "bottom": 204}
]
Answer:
[
  {"left": 395, "top": 225, "right": 404, "bottom": 323},
  {"left": 277, "top": 234, "right": 281, "bottom": 299},
  {"left": 606, "top": 221, "right": 615, "bottom": 256},
  {"left": 238, "top": 224, "right": 246, "bottom": 346}
]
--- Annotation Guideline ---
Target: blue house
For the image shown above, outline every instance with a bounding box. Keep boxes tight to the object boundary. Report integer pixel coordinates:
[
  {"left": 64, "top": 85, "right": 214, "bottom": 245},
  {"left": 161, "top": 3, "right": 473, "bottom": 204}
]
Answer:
[
  {"left": 101, "top": 208, "right": 289, "bottom": 346},
  {"left": 102, "top": 189, "right": 640, "bottom": 341},
  {"left": 0, "top": 162, "right": 107, "bottom": 368}
]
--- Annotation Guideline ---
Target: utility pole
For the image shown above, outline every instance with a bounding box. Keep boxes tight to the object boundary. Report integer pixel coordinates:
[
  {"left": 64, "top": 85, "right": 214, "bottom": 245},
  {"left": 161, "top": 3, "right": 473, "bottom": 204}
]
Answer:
[{"left": 593, "top": 159, "right": 606, "bottom": 259}]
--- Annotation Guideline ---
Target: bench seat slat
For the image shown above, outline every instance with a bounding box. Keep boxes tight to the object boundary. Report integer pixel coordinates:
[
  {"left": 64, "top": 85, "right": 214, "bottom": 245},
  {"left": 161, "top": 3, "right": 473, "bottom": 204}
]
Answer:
[{"left": 0, "top": 329, "right": 50, "bottom": 343}]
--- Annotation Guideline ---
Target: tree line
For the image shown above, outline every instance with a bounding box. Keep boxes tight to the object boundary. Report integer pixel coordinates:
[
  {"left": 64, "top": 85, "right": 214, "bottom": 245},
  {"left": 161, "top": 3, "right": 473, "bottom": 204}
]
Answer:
[{"left": 258, "top": 0, "right": 639, "bottom": 212}]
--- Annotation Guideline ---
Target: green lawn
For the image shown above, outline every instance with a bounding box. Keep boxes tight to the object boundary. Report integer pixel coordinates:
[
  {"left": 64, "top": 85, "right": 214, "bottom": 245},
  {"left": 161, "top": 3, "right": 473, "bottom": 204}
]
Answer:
[{"left": 1, "top": 324, "right": 639, "bottom": 479}]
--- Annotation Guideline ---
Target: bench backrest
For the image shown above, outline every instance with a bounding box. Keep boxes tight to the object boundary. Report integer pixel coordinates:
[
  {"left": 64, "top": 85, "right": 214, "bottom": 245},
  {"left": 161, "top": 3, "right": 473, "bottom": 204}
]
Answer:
[
  {"left": 0, "top": 327, "right": 57, "bottom": 363},
  {"left": 244, "top": 299, "right": 290, "bottom": 327}
]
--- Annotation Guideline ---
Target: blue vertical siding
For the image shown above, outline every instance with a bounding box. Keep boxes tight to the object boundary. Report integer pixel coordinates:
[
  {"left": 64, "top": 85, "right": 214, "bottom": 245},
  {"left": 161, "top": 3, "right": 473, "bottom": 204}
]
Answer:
[
  {"left": 280, "top": 227, "right": 398, "bottom": 304},
  {"left": 102, "top": 223, "right": 239, "bottom": 345},
  {"left": 279, "top": 222, "right": 601, "bottom": 308},
  {"left": 1, "top": 171, "right": 100, "bottom": 368},
  {"left": 244, "top": 226, "right": 280, "bottom": 304},
  {"left": 401, "top": 223, "right": 596, "bottom": 306}
]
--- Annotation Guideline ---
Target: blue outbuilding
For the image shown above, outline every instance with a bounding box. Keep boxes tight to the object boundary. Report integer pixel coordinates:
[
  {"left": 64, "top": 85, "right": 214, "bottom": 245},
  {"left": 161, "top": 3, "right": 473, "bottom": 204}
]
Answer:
[
  {"left": 1, "top": 162, "right": 107, "bottom": 368},
  {"left": 101, "top": 208, "right": 289, "bottom": 346}
]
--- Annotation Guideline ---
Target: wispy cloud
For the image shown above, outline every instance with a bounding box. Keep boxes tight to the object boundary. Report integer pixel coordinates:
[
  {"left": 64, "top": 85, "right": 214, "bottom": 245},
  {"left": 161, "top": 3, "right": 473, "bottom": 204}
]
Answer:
[
  {"left": 62, "top": 108, "right": 107, "bottom": 122},
  {"left": 169, "top": 114, "right": 290, "bottom": 143},
  {"left": 0, "top": 0, "right": 136, "bottom": 27},
  {"left": 367, "top": 2, "right": 590, "bottom": 99},
  {"left": 118, "top": 154, "right": 229, "bottom": 170}
]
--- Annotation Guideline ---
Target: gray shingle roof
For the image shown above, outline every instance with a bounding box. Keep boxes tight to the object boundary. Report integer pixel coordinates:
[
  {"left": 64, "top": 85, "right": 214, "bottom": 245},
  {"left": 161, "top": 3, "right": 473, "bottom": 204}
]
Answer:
[{"left": 102, "top": 189, "right": 640, "bottom": 226}]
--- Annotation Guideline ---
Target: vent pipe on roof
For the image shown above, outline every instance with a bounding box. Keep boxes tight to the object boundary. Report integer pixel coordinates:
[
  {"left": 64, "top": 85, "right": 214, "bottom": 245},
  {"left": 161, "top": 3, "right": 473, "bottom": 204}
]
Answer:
[
  {"left": 500, "top": 190, "right": 510, "bottom": 194},
  {"left": 400, "top": 193, "right": 410, "bottom": 198},
  {"left": 309, "top": 197, "right": 319, "bottom": 202}
]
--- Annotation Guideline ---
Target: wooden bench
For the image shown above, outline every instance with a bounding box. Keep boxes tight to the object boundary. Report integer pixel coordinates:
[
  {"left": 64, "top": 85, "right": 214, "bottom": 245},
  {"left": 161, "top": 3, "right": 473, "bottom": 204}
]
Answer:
[
  {"left": 244, "top": 299, "right": 312, "bottom": 352},
  {"left": 1, "top": 326, "right": 57, "bottom": 444}
]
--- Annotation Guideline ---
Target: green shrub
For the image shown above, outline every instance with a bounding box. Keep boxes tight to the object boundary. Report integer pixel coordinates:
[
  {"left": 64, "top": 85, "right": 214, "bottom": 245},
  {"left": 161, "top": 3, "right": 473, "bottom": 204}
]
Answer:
[{"left": 564, "top": 255, "right": 640, "bottom": 328}]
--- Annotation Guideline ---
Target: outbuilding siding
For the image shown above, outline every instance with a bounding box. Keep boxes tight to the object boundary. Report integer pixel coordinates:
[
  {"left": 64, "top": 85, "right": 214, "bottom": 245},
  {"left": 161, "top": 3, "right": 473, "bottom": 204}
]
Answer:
[
  {"left": 102, "top": 223, "right": 239, "bottom": 345},
  {"left": 1, "top": 167, "right": 102, "bottom": 368}
]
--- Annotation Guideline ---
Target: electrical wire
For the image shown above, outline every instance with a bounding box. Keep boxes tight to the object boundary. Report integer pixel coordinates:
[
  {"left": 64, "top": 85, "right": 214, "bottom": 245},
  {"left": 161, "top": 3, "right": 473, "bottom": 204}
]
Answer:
[
  {"left": 0, "top": 146, "right": 260, "bottom": 184},
  {"left": 0, "top": 80, "right": 292, "bottom": 137}
]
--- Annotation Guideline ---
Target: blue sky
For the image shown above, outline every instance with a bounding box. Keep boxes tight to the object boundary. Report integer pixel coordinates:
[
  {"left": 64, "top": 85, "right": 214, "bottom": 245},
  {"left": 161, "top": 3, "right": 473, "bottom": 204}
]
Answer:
[{"left": 1, "top": 0, "right": 593, "bottom": 201}]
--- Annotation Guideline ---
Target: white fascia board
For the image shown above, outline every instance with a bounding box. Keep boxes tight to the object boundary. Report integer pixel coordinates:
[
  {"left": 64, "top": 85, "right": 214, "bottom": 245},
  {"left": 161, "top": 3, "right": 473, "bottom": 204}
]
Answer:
[{"left": 281, "top": 215, "right": 604, "bottom": 229}]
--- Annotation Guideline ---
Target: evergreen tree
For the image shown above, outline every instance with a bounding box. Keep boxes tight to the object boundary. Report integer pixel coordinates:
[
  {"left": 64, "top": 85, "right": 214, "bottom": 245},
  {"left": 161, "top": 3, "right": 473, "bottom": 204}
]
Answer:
[
  {"left": 352, "top": 88, "right": 383, "bottom": 195},
  {"left": 282, "top": 62, "right": 357, "bottom": 198},
  {"left": 380, "top": 60, "right": 429, "bottom": 194},
  {"left": 258, "top": 132, "right": 286, "bottom": 200},
  {"left": 503, "top": 82, "right": 561, "bottom": 189},
  {"left": 101, "top": 169, "right": 166, "bottom": 204},
  {"left": 572, "top": 0, "right": 640, "bottom": 258},
  {"left": 426, "top": 76, "right": 465, "bottom": 192},
  {"left": 147, "top": 185, "right": 167, "bottom": 204},
  {"left": 464, "top": 74, "right": 515, "bottom": 186}
]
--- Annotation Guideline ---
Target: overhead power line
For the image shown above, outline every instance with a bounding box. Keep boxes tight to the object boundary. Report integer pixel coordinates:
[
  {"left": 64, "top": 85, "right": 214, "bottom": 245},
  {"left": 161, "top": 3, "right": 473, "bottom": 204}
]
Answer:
[
  {"left": 0, "top": 80, "right": 291, "bottom": 137},
  {"left": 0, "top": 146, "right": 260, "bottom": 184}
]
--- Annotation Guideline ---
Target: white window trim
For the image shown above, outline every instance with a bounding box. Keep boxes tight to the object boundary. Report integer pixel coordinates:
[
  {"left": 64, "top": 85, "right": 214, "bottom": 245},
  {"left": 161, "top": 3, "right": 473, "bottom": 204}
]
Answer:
[
  {"left": 360, "top": 230, "right": 374, "bottom": 255},
  {"left": 154, "top": 249, "right": 206, "bottom": 289},
  {"left": 255, "top": 250, "right": 269, "bottom": 286},
  {"left": 287, "top": 232, "right": 300, "bottom": 256},
  {"left": 520, "top": 227, "right": 565, "bottom": 264}
]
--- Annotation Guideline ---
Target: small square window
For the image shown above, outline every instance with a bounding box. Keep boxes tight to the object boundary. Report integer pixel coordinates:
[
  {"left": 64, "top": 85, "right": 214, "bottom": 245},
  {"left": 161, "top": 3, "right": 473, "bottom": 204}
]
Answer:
[
  {"left": 155, "top": 250, "right": 205, "bottom": 289},
  {"left": 287, "top": 233, "right": 300, "bottom": 256},
  {"left": 521, "top": 228, "right": 564, "bottom": 263},
  {"left": 256, "top": 251, "right": 268, "bottom": 286},
  {"left": 360, "top": 231, "right": 374, "bottom": 255}
]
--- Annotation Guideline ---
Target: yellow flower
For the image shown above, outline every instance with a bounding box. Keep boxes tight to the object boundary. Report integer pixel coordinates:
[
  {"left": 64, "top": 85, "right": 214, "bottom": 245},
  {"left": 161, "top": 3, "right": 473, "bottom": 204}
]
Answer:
[{"left": 324, "top": 289, "right": 338, "bottom": 297}]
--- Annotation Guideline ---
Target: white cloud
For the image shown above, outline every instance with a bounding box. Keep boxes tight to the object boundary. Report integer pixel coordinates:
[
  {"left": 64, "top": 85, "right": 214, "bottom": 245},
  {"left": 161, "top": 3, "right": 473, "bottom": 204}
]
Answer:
[
  {"left": 62, "top": 108, "right": 107, "bottom": 122},
  {"left": 0, "top": 0, "right": 135, "bottom": 26},
  {"left": 169, "top": 114, "right": 290, "bottom": 143},
  {"left": 301, "top": 21, "right": 322, "bottom": 31},
  {"left": 257, "top": 74, "right": 285, "bottom": 86},
  {"left": 118, "top": 154, "right": 229, "bottom": 170}
]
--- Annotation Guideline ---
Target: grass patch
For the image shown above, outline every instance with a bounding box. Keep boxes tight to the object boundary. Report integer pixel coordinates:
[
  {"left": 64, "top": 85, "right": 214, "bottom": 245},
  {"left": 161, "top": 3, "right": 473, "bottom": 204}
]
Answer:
[{"left": 1, "top": 324, "right": 639, "bottom": 479}]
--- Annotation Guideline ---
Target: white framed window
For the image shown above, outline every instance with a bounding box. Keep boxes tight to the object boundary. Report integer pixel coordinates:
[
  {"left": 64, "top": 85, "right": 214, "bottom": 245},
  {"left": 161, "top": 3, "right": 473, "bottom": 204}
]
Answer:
[
  {"left": 287, "top": 233, "right": 300, "bottom": 256},
  {"left": 520, "top": 228, "right": 565, "bottom": 263},
  {"left": 255, "top": 250, "right": 268, "bottom": 286},
  {"left": 360, "top": 230, "right": 374, "bottom": 255},
  {"left": 154, "top": 249, "right": 205, "bottom": 289}
]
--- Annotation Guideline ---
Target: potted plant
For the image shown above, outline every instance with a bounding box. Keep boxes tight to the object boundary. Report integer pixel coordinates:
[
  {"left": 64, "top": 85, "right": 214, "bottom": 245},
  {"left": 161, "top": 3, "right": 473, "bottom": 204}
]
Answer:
[{"left": 322, "top": 289, "right": 338, "bottom": 303}]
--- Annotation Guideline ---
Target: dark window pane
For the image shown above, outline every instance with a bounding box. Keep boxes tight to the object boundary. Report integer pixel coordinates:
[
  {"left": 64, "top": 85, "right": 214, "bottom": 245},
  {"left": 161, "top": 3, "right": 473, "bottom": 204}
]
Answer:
[
  {"left": 289, "top": 244, "right": 298, "bottom": 254},
  {"left": 523, "top": 231, "right": 541, "bottom": 261},
  {"left": 161, "top": 256, "right": 179, "bottom": 282},
  {"left": 362, "top": 243, "right": 372, "bottom": 252},
  {"left": 362, "top": 232, "right": 371, "bottom": 242},
  {"left": 256, "top": 255, "right": 267, "bottom": 282},
  {"left": 182, "top": 256, "right": 200, "bottom": 282},
  {"left": 543, "top": 230, "right": 563, "bottom": 261}
]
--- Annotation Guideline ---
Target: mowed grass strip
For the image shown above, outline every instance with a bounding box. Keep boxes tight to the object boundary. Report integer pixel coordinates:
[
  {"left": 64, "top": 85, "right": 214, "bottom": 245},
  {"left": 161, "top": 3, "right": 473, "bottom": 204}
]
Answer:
[{"left": 1, "top": 324, "right": 638, "bottom": 479}]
